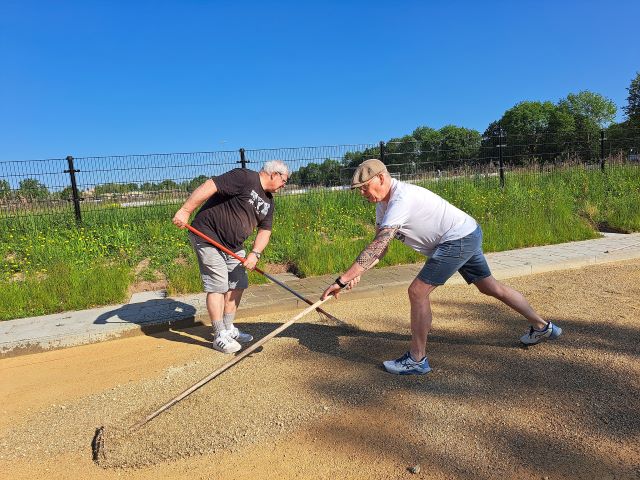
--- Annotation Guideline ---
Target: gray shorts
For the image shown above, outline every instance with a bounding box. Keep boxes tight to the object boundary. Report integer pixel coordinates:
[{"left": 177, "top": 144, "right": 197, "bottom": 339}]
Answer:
[{"left": 189, "top": 232, "right": 249, "bottom": 293}]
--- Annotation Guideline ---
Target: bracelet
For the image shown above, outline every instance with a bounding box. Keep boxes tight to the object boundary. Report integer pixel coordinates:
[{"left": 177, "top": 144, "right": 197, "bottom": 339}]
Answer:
[
  {"left": 251, "top": 250, "right": 262, "bottom": 259},
  {"left": 335, "top": 277, "right": 347, "bottom": 289}
]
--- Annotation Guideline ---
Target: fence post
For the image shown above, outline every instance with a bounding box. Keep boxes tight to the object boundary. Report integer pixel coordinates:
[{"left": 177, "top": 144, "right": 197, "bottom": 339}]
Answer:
[
  {"left": 64, "top": 156, "right": 82, "bottom": 224},
  {"left": 239, "top": 148, "right": 247, "bottom": 169},
  {"left": 379, "top": 141, "right": 386, "bottom": 163},
  {"left": 600, "top": 130, "right": 606, "bottom": 172},
  {"left": 498, "top": 128, "right": 505, "bottom": 188}
]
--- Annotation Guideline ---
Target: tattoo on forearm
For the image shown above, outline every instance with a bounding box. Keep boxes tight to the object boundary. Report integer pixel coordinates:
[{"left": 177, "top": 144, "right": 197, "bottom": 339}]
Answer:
[{"left": 355, "top": 227, "right": 398, "bottom": 269}]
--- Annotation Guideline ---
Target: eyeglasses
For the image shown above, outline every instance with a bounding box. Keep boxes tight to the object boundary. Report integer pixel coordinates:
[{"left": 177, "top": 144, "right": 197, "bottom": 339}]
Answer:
[
  {"left": 358, "top": 175, "right": 378, "bottom": 193},
  {"left": 276, "top": 172, "right": 288, "bottom": 185}
]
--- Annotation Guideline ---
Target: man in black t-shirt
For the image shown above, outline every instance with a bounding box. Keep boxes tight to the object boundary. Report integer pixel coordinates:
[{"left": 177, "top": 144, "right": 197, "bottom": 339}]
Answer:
[{"left": 173, "top": 160, "right": 289, "bottom": 353}]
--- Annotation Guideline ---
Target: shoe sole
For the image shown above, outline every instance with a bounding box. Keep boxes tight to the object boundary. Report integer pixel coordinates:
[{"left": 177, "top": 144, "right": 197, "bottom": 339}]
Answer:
[
  {"left": 382, "top": 363, "right": 432, "bottom": 375},
  {"left": 385, "top": 368, "right": 432, "bottom": 375},
  {"left": 211, "top": 333, "right": 254, "bottom": 343},
  {"left": 234, "top": 336, "right": 254, "bottom": 343},
  {"left": 212, "top": 346, "right": 241, "bottom": 354}
]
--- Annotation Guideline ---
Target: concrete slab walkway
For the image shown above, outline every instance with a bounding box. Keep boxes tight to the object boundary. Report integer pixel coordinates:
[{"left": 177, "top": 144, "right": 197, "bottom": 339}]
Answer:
[{"left": 1, "top": 232, "right": 639, "bottom": 358}]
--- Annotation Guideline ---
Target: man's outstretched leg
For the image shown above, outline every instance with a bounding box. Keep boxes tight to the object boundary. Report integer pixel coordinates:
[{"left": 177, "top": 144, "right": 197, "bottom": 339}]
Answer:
[{"left": 473, "top": 276, "right": 562, "bottom": 345}]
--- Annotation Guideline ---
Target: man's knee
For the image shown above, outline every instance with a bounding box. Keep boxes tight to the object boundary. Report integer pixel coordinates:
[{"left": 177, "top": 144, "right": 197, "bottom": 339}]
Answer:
[
  {"left": 408, "top": 279, "right": 435, "bottom": 301},
  {"left": 475, "top": 277, "right": 504, "bottom": 298}
]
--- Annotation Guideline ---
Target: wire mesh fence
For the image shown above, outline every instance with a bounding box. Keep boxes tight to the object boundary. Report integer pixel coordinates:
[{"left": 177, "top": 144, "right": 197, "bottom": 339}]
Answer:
[{"left": 1, "top": 127, "right": 639, "bottom": 229}]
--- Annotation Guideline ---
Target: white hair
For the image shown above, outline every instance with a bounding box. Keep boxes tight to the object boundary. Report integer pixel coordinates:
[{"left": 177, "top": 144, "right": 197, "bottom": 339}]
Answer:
[{"left": 261, "top": 160, "right": 289, "bottom": 176}]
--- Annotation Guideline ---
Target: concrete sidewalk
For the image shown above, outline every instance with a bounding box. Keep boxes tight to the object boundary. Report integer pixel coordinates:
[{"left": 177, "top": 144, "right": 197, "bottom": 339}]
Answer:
[{"left": 2, "top": 232, "right": 639, "bottom": 358}]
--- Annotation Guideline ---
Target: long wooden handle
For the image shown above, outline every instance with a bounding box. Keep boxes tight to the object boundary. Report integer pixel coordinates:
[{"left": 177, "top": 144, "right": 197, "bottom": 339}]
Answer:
[
  {"left": 184, "top": 224, "right": 341, "bottom": 323},
  {"left": 131, "top": 296, "right": 332, "bottom": 431}
]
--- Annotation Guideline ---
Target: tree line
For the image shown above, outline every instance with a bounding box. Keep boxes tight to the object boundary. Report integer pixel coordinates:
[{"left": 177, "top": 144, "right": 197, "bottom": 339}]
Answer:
[
  {"left": 2, "top": 73, "right": 639, "bottom": 198},
  {"left": 0, "top": 175, "right": 211, "bottom": 202},
  {"left": 291, "top": 72, "right": 640, "bottom": 186}
]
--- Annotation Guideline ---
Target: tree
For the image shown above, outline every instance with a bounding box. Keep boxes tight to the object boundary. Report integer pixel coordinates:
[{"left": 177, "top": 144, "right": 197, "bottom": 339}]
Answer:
[
  {"left": 186, "top": 175, "right": 209, "bottom": 192},
  {"left": 557, "top": 91, "right": 616, "bottom": 161},
  {"left": 623, "top": 71, "right": 640, "bottom": 125},
  {"left": 484, "top": 101, "right": 559, "bottom": 164},
  {"left": 558, "top": 91, "right": 616, "bottom": 128},
  {"left": 437, "top": 125, "right": 481, "bottom": 164},
  {"left": 0, "top": 180, "right": 10, "bottom": 199},
  {"left": 156, "top": 179, "right": 179, "bottom": 191},
  {"left": 385, "top": 134, "right": 420, "bottom": 175},
  {"left": 95, "top": 182, "right": 138, "bottom": 195},
  {"left": 58, "top": 186, "right": 74, "bottom": 200},
  {"left": 18, "top": 178, "right": 49, "bottom": 200},
  {"left": 499, "top": 101, "right": 557, "bottom": 136}
]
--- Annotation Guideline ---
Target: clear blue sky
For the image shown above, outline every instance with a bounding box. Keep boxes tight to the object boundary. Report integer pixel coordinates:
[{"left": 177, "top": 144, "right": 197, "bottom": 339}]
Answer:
[{"left": 1, "top": 0, "right": 638, "bottom": 160}]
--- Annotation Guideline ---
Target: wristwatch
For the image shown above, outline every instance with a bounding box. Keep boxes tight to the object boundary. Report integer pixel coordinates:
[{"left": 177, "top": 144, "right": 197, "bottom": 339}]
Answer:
[
  {"left": 251, "top": 250, "right": 262, "bottom": 259},
  {"left": 335, "top": 277, "right": 347, "bottom": 289}
]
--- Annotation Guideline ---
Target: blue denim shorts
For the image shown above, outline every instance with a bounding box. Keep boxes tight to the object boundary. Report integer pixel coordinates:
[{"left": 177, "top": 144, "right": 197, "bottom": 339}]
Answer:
[{"left": 417, "top": 225, "right": 492, "bottom": 286}]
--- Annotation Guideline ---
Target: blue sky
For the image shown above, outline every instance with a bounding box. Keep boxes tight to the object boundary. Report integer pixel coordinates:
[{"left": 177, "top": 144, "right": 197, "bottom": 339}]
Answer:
[{"left": 1, "top": 0, "right": 639, "bottom": 160}]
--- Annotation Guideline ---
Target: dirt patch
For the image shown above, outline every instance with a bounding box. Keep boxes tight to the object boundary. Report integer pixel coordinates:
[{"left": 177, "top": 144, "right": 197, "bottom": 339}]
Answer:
[
  {"left": 1, "top": 260, "right": 639, "bottom": 479},
  {"left": 264, "top": 262, "right": 296, "bottom": 275},
  {"left": 173, "top": 256, "right": 189, "bottom": 266},
  {"left": 598, "top": 223, "right": 632, "bottom": 234},
  {"left": 128, "top": 278, "right": 167, "bottom": 295},
  {"left": 129, "top": 258, "right": 167, "bottom": 294}
]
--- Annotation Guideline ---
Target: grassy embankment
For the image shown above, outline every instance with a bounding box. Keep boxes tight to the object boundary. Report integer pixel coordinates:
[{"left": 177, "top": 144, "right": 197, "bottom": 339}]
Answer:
[{"left": 0, "top": 164, "right": 638, "bottom": 320}]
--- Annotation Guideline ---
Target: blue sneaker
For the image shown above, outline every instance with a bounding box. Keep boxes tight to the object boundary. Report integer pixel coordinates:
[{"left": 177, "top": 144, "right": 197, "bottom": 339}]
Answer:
[
  {"left": 520, "top": 321, "right": 562, "bottom": 345},
  {"left": 383, "top": 352, "right": 432, "bottom": 375}
]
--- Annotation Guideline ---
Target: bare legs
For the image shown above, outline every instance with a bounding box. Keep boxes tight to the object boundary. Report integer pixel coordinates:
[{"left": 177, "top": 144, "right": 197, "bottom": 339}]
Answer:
[
  {"left": 407, "top": 278, "right": 438, "bottom": 360},
  {"left": 205, "top": 289, "right": 245, "bottom": 328},
  {"left": 473, "top": 276, "right": 546, "bottom": 329},
  {"left": 406, "top": 275, "right": 546, "bottom": 360}
]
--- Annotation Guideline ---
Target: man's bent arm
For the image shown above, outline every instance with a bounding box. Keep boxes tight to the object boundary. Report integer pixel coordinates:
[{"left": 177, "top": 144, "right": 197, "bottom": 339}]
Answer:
[
  {"left": 252, "top": 229, "right": 272, "bottom": 255},
  {"left": 173, "top": 179, "right": 217, "bottom": 227},
  {"left": 339, "top": 226, "right": 398, "bottom": 283}
]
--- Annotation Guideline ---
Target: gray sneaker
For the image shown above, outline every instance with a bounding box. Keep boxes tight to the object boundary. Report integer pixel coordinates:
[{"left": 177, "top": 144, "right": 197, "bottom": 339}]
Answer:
[
  {"left": 226, "top": 327, "right": 254, "bottom": 343},
  {"left": 383, "top": 352, "right": 432, "bottom": 375},
  {"left": 520, "top": 322, "right": 562, "bottom": 345},
  {"left": 212, "top": 333, "right": 241, "bottom": 354}
]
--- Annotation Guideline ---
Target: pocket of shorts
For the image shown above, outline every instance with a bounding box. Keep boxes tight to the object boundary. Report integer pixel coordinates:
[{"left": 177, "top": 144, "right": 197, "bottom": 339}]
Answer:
[{"left": 438, "top": 239, "right": 462, "bottom": 258}]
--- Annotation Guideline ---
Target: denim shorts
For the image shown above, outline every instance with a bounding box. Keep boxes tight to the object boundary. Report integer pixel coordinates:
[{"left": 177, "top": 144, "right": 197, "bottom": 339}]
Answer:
[
  {"left": 417, "top": 225, "right": 492, "bottom": 286},
  {"left": 189, "top": 232, "right": 249, "bottom": 293}
]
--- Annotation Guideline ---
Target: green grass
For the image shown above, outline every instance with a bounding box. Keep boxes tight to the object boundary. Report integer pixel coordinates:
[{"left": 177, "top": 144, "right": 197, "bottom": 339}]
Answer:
[
  {"left": 0, "top": 262, "right": 130, "bottom": 320},
  {"left": 1, "top": 163, "right": 638, "bottom": 320}
]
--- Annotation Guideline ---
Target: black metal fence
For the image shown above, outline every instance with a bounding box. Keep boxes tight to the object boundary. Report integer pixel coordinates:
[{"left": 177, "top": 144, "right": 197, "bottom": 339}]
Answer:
[{"left": 1, "top": 128, "right": 638, "bottom": 226}]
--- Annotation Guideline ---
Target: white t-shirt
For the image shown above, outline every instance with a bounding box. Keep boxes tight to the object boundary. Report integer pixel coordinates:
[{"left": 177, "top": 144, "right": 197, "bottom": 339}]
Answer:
[{"left": 376, "top": 178, "right": 478, "bottom": 256}]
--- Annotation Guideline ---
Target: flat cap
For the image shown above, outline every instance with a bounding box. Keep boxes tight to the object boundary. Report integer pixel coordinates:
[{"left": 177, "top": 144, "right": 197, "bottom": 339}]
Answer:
[{"left": 351, "top": 159, "right": 387, "bottom": 188}]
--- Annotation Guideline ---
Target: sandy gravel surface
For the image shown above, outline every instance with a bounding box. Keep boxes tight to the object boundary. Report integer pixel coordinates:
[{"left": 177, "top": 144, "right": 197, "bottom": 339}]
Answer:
[{"left": 1, "top": 260, "right": 639, "bottom": 479}]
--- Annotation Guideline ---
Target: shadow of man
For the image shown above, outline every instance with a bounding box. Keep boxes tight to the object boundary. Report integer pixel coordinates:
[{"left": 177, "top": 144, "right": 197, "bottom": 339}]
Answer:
[{"left": 93, "top": 297, "right": 210, "bottom": 347}]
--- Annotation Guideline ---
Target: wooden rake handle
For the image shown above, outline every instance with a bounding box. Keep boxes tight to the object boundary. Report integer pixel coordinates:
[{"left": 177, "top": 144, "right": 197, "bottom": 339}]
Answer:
[{"left": 131, "top": 296, "right": 332, "bottom": 431}]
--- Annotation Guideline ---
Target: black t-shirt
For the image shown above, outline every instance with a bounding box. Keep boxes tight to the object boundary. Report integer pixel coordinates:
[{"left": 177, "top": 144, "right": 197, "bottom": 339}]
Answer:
[{"left": 191, "top": 169, "right": 274, "bottom": 251}]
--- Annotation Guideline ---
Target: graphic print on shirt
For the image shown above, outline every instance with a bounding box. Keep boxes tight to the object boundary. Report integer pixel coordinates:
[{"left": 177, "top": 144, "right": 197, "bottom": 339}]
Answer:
[{"left": 248, "top": 190, "right": 271, "bottom": 216}]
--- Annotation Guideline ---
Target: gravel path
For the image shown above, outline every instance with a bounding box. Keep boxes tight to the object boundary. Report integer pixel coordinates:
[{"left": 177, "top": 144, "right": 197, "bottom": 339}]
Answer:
[{"left": 1, "top": 260, "right": 639, "bottom": 479}]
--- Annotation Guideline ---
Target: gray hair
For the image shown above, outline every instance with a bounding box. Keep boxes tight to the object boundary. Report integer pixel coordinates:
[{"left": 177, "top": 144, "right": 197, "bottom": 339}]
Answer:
[{"left": 261, "top": 160, "right": 289, "bottom": 176}]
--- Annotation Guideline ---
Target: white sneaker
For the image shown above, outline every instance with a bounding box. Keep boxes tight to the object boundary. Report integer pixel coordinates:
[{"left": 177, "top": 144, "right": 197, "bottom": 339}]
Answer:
[
  {"left": 212, "top": 333, "right": 241, "bottom": 354},
  {"left": 226, "top": 327, "right": 253, "bottom": 343},
  {"left": 382, "top": 352, "right": 432, "bottom": 375},
  {"left": 520, "top": 322, "right": 563, "bottom": 345}
]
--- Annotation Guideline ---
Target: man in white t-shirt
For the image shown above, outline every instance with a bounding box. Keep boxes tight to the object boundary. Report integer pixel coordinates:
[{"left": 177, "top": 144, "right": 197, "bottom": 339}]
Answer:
[{"left": 321, "top": 159, "right": 562, "bottom": 375}]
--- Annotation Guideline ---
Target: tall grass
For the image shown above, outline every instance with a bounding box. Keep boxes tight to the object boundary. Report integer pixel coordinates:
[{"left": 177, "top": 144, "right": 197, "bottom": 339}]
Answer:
[
  {"left": 1, "top": 164, "right": 638, "bottom": 320},
  {"left": 0, "top": 262, "right": 130, "bottom": 320}
]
